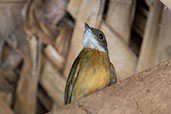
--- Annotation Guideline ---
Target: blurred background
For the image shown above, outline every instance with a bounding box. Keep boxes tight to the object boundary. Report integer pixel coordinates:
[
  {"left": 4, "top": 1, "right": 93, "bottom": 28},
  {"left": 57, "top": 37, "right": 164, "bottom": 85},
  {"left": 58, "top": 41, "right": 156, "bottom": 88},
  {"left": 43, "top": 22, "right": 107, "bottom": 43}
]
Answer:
[{"left": 0, "top": 0, "right": 170, "bottom": 114}]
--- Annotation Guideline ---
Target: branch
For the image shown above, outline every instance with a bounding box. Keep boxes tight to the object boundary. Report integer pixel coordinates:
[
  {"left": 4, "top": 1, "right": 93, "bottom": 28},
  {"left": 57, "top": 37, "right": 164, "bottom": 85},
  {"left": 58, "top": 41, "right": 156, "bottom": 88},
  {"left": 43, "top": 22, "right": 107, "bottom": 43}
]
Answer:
[{"left": 49, "top": 59, "right": 171, "bottom": 114}]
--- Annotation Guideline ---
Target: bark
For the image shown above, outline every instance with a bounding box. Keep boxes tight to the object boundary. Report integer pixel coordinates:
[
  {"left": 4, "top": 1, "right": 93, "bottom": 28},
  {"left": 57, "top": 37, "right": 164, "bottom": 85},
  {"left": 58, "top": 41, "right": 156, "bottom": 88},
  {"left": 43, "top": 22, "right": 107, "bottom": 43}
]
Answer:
[{"left": 48, "top": 59, "right": 171, "bottom": 114}]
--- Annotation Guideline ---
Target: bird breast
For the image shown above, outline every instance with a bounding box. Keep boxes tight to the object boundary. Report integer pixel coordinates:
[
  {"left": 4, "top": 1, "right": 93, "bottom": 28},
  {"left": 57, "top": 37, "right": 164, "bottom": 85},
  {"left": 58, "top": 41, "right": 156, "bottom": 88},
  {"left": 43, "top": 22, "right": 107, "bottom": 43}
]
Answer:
[{"left": 71, "top": 48, "right": 110, "bottom": 101}]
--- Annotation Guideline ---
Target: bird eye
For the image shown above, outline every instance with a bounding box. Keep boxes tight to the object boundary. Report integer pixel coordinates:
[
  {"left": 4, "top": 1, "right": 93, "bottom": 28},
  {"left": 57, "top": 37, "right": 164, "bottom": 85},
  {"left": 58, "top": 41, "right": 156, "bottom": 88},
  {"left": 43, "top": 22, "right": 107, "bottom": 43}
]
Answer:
[{"left": 99, "top": 34, "right": 103, "bottom": 40}]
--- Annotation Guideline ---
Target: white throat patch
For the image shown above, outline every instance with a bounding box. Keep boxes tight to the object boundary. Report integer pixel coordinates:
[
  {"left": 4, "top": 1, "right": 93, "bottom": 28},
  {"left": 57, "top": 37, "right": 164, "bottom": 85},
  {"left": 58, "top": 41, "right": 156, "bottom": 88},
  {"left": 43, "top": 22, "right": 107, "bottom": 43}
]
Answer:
[{"left": 83, "top": 30, "right": 106, "bottom": 52}]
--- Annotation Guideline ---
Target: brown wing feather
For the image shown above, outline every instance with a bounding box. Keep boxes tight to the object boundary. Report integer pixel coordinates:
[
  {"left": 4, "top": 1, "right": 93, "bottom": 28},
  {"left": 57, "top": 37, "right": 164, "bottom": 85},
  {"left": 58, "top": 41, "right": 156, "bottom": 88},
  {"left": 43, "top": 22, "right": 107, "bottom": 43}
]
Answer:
[
  {"left": 64, "top": 57, "right": 81, "bottom": 104},
  {"left": 109, "top": 62, "right": 117, "bottom": 85}
]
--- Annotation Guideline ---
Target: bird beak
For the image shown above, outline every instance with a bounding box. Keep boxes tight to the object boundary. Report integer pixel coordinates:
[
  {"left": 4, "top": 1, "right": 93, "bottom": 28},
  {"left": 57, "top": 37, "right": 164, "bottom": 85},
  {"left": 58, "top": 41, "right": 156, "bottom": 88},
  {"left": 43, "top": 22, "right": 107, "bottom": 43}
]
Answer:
[{"left": 85, "top": 23, "right": 91, "bottom": 31}]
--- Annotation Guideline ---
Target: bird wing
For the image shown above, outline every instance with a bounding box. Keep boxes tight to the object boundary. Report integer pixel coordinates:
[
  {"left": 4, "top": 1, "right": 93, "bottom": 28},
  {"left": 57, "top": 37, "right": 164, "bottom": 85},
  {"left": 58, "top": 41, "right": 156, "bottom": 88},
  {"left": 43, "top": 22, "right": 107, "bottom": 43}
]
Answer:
[
  {"left": 64, "top": 56, "right": 81, "bottom": 104},
  {"left": 109, "top": 62, "right": 117, "bottom": 85}
]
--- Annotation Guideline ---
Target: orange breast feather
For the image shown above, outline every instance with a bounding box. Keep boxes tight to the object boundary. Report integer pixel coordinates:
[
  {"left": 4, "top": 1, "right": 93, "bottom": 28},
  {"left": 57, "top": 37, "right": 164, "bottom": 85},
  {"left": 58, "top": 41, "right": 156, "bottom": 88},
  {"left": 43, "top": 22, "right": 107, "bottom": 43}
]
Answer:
[{"left": 71, "top": 48, "right": 110, "bottom": 102}]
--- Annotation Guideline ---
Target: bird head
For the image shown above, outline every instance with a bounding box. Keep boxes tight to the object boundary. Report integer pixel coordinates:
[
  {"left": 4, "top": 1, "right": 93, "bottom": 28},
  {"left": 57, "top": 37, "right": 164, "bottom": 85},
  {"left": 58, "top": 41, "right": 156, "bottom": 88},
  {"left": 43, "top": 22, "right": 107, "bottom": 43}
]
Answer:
[{"left": 83, "top": 23, "right": 108, "bottom": 53}]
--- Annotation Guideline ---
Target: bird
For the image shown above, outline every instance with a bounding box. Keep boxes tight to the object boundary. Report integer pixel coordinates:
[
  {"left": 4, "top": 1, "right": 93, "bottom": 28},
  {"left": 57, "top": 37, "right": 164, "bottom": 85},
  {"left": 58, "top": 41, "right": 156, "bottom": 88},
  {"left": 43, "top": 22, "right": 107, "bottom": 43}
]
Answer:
[{"left": 64, "top": 23, "right": 117, "bottom": 104}]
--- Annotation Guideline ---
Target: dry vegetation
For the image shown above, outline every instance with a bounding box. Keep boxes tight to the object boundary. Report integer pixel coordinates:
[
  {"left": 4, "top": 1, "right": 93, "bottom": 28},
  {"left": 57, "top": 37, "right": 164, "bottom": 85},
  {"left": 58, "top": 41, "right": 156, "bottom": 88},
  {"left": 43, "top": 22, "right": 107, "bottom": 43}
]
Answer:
[{"left": 0, "top": 0, "right": 171, "bottom": 114}]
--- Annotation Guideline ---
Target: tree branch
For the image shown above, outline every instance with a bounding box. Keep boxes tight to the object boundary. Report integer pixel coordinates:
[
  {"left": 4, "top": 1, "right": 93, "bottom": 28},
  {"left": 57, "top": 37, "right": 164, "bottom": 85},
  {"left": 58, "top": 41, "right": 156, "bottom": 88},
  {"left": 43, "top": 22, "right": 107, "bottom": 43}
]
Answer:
[{"left": 49, "top": 59, "right": 171, "bottom": 114}]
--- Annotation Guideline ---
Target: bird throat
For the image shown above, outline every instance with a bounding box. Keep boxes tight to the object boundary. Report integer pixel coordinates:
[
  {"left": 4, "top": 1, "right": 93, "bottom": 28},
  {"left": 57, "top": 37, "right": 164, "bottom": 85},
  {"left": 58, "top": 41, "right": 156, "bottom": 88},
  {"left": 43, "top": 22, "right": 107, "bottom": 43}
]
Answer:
[{"left": 83, "top": 30, "right": 106, "bottom": 53}]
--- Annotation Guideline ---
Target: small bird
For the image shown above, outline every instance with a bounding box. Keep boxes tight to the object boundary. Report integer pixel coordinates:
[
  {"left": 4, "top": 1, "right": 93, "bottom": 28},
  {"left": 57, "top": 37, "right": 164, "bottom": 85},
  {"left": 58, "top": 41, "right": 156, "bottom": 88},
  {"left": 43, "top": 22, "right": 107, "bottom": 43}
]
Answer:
[{"left": 64, "top": 23, "right": 117, "bottom": 104}]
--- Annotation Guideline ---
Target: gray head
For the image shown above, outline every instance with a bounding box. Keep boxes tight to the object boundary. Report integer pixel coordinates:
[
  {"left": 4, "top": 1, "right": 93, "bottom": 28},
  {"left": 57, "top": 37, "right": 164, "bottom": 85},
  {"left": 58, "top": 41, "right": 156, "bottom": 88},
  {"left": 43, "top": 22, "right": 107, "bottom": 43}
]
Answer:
[{"left": 83, "top": 23, "right": 108, "bottom": 53}]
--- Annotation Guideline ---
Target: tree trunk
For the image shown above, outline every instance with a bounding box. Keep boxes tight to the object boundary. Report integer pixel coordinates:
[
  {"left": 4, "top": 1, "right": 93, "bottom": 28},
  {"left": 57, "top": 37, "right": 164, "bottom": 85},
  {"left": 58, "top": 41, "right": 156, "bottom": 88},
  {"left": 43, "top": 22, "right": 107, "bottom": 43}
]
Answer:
[{"left": 48, "top": 59, "right": 171, "bottom": 114}]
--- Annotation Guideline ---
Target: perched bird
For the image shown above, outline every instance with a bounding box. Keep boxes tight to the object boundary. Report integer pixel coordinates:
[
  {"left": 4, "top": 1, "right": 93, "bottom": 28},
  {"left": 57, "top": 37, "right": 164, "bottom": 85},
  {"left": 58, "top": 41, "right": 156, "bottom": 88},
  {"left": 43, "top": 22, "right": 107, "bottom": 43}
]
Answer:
[{"left": 64, "top": 23, "right": 117, "bottom": 104}]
